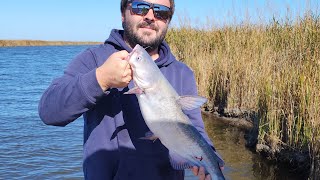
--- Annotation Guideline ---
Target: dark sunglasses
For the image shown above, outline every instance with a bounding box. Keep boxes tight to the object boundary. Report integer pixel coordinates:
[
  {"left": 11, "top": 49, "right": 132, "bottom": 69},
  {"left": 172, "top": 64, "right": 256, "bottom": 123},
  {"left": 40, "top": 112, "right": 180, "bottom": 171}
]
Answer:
[{"left": 128, "top": 0, "right": 172, "bottom": 21}]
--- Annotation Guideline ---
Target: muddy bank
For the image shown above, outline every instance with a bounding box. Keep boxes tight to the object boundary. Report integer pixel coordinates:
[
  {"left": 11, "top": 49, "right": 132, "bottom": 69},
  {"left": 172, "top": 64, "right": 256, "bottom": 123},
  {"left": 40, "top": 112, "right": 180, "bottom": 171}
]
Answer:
[{"left": 202, "top": 107, "right": 318, "bottom": 179}]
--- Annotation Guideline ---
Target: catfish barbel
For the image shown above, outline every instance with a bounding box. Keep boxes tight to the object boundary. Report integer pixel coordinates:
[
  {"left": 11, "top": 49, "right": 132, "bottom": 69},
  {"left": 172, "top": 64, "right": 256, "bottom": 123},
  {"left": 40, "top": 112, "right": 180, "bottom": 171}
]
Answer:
[{"left": 125, "top": 44, "right": 225, "bottom": 180}]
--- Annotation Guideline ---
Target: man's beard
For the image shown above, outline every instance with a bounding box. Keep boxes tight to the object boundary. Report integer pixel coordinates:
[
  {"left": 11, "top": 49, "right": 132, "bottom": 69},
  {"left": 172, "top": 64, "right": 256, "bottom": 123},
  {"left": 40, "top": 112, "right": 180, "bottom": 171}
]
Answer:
[{"left": 123, "top": 19, "right": 168, "bottom": 52}]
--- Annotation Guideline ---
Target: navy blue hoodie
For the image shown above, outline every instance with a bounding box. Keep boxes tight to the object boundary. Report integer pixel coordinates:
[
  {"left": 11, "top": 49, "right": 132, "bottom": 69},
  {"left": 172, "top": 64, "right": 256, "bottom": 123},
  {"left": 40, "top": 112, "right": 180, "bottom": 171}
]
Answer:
[{"left": 38, "top": 29, "right": 223, "bottom": 180}]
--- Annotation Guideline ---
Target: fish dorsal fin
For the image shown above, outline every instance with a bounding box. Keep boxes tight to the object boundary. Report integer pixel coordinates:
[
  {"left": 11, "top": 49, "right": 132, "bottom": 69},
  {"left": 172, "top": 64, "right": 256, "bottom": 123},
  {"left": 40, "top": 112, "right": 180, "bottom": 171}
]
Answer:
[
  {"left": 169, "top": 151, "right": 194, "bottom": 170},
  {"left": 177, "top": 95, "right": 207, "bottom": 111}
]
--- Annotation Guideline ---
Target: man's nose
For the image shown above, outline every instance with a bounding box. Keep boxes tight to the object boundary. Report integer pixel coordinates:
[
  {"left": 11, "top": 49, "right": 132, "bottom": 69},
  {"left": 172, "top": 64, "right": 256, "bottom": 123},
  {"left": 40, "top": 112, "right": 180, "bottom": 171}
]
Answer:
[{"left": 143, "top": 8, "right": 155, "bottom": 21}]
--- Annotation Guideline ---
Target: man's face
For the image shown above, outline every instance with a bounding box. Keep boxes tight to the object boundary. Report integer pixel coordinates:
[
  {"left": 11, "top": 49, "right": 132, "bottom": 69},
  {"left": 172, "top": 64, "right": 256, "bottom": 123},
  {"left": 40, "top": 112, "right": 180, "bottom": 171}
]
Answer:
[{"left": 122, "top": 0, "right": 171, "bottom": 51}]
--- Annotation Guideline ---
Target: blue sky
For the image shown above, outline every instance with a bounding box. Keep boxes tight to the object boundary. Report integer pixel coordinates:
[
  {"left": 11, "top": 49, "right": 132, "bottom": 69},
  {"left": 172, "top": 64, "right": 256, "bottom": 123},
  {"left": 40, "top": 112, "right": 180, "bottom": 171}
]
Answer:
[{"left": 0, "top": 0, "right": 318, "bottom": 41}]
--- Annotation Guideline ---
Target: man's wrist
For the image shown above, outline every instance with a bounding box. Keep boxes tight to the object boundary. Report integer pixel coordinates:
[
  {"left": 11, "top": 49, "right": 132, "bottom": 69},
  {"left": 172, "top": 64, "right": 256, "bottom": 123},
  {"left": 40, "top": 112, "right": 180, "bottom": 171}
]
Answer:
[{"left": 96, "top": 68, "right": 110, "bottom": 92}]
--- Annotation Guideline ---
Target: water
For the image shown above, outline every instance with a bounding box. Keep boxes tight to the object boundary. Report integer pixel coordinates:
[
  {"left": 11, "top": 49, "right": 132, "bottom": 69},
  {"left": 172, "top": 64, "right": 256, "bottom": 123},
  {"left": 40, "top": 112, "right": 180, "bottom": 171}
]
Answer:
[
  {"left": 0, "top": 45, "right": 305, "bottom": 179},
  {"left": 198, "top": 113, "right": 307, "bottom": 180},
  {"left": 0, "top": 46, "right": 84, "bottom": 179}
]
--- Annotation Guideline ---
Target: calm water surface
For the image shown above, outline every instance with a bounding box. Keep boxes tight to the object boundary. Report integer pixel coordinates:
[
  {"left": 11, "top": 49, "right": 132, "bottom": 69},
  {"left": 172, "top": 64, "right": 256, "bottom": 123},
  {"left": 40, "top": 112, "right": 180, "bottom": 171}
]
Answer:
[{"left": 0, "top": 45, "right": 305, "bottom": 179}]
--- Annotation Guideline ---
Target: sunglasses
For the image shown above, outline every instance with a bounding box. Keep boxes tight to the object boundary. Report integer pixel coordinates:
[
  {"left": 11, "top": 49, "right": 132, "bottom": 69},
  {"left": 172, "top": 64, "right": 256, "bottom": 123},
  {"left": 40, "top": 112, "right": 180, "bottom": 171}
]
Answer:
[{"left": 128, "top": 0, "right": 172, "bottom": 21}]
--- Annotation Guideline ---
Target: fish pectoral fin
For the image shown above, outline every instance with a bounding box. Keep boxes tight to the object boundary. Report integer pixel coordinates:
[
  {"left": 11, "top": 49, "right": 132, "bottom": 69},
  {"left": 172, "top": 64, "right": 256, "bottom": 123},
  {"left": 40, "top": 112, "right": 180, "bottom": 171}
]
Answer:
[
  {"left": 169, "top": 151, "right": 194, "bottom": 170},
  {"left": 139, "top": 131, "right": 158, "bottom": 142},
  {"left": 124, "top": 86, "right": 144, "bottom": 95},
  {"left": 177, "top": 95, "right": 207, "bottom": 111}
]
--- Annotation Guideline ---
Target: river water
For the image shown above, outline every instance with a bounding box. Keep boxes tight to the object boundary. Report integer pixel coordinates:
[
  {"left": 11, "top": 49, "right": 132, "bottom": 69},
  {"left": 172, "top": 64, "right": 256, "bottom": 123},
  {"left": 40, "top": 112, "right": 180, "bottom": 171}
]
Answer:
[{"left": 0, "top": 45, "right": 306, "bottom": 179}]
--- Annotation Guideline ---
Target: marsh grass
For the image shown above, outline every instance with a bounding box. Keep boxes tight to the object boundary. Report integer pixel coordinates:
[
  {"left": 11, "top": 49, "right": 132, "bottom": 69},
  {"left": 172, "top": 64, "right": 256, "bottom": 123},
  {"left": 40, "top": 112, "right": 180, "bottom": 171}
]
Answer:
[{"left": 166, "top": 13, "right": 320, "bottom": 173}]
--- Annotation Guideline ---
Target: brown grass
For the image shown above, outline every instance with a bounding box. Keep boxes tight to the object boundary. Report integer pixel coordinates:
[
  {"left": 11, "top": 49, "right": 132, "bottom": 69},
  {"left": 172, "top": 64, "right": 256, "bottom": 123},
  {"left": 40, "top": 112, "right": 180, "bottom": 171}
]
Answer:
[{"left": 166, "top": 12, "right": 320, "bottom": 173}]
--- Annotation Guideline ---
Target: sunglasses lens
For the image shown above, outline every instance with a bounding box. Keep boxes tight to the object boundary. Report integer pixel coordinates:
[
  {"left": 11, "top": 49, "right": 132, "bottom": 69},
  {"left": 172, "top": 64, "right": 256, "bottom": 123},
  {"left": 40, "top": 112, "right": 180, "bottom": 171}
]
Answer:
[
  {"left": 154, "top": 8, "right": 171, "bottom": 20},
  {"left": 132, "top": 3, "right": 150, "bottom": 15},
  {"left": 131, "top": 1, "right": 171, "bottom": 20}
]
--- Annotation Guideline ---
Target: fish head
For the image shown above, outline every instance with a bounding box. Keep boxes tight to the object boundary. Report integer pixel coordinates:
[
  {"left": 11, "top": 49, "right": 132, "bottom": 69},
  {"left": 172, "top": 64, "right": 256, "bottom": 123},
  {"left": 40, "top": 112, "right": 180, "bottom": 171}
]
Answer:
[{"left": 127, "top": 44, "right": 159, "bottom": 89}]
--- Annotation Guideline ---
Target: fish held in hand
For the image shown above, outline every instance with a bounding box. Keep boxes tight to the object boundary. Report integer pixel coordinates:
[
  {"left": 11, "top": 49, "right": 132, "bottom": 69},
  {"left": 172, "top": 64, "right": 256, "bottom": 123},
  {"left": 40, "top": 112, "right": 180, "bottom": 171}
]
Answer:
[{"left": 125, "top": 44, "right": 225, "bottom": 180}]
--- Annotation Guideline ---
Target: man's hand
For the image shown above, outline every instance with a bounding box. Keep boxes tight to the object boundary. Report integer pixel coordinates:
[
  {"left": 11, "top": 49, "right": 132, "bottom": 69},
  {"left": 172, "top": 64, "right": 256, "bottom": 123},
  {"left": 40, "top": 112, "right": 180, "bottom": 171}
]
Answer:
[
  {"left": 191, "top": 166, "right": 224, "bottom": 180},
  {"left": 191, "top": 166, "right": 211, "bottom": 180},
  {"left": 96, "top": 50, "right": 132, "bottom": 91}
]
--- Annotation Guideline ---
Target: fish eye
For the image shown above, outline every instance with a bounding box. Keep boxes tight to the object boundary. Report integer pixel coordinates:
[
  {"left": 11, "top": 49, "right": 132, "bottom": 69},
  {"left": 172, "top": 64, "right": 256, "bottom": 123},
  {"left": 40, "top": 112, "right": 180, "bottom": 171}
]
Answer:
[{"left": 136, "top": 56, "right": 142, "bottom": 61}]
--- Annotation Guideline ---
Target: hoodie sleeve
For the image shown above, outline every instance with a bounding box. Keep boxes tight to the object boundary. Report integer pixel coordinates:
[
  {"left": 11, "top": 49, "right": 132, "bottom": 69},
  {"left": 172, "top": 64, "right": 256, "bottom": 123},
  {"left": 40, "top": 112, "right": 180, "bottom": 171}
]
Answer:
[
  {"left": 182, "top": 67, "right": 225, "bottom": 167},
  {"left": 38, "top": 48, "right": 106, "bottom": 126}
]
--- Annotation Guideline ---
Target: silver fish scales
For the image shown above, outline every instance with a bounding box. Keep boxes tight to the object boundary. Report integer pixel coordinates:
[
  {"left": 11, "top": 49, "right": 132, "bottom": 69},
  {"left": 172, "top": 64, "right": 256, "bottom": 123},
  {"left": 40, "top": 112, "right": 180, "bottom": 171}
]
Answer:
[{"left": 125, "top": 44, "right": 225, "bottom": 180}]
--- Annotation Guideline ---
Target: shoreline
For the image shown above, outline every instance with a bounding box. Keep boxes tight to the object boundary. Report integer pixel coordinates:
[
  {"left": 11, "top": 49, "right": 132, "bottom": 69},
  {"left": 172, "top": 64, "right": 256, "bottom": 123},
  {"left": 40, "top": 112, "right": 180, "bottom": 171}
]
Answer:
[
  {"left": 202, "top": 107, "right": 312, "bottom": 178},
  {"left": 0, "top": 40, "right": 101, "bottom": 47}
]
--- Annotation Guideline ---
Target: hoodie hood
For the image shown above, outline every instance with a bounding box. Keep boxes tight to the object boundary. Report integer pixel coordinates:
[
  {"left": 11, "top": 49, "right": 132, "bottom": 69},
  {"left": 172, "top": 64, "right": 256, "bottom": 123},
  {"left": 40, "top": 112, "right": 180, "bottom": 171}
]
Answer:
[{"left": 104, "top": 29, "right": 175, "bottom": 67}]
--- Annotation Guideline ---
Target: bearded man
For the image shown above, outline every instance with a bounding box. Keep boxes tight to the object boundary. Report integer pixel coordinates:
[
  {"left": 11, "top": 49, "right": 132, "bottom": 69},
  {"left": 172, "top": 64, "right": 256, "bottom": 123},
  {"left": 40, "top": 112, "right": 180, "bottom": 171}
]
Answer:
[{"left": 39, "top": 0, "right": 223, "bottom": 179}]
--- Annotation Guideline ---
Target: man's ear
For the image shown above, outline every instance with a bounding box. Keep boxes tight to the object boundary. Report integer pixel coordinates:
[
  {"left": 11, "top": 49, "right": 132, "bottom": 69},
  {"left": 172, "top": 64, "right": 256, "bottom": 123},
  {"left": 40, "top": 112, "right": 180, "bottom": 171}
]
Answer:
[{"left": 121, "top": 13, "right": 125, "bottom": 22}]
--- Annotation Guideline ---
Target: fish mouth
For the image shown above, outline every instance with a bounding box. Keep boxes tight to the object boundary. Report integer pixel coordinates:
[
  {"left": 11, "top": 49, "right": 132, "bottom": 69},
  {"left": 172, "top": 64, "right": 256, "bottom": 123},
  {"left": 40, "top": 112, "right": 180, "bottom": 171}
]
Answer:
[
  {"left": 127, "top": 45, "right": 138, "bottom": 63},
  {"left": 127, "top": 44, "right": 152, "bottom": 89},
  {"left": 132, "top": 44, "right": 143, "bottom": 52},
  {"left": 128, "top": 45, "right": 141, "bottom": 58},
  {"left": 127, "top": 47, "right": 136, "bottom": 60}
]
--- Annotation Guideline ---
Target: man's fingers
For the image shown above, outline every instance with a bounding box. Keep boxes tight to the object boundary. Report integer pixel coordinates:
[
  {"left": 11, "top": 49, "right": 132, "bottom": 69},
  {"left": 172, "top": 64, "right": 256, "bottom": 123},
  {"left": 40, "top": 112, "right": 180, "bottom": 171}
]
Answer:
[
  {"left": 125, "top": 62, "right": 132, "bottom": 75},
  {"left": 122, "top": 69, "right": 131, "bottom": 77},
  {"left": 191, "top": 166, "right": 213, "bottom": 180},
  {"left": 122, "top": 67, "right": 132, "bottom": 77},
  {"left": 191, "top": 166, "right": 199, "bottom": 176},
  {"left": 118, "top": 59, "right": 129, "bottom": 68},
  {"left": 115, "top": 50, "right": 129, "bottom": 60},
  {"left": 123, "top": 75, "right": 132, "bottom": 84},
  {"left": 198, "top": 167, "right": 206, "bottom": 180},
  {"left": 205, "top": 174, "right": 211, "bottom": 180}
]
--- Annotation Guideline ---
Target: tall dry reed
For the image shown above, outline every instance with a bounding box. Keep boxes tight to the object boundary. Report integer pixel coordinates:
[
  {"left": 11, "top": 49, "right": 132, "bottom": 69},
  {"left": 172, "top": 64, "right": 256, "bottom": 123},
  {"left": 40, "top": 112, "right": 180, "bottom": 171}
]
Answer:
[{"left": 166, "top": 13, "right": 320, "bottom": 172}]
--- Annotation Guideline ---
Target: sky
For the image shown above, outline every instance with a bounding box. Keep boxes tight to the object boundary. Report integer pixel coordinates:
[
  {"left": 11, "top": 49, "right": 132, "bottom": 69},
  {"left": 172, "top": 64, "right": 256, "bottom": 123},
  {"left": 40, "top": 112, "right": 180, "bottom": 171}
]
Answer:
[{"left": 0, "top": 0, "right": 318, "bottom": 42}]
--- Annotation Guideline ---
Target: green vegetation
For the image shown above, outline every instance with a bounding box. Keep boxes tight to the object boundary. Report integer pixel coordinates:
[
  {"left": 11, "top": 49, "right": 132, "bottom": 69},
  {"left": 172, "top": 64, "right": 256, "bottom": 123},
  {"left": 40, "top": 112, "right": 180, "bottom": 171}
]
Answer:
[
  {"left": 0, "top": 40, "right": 100, "bottom": 47},
  {"left": 166, "top": 13, "right": 320, "bottom": 175}
]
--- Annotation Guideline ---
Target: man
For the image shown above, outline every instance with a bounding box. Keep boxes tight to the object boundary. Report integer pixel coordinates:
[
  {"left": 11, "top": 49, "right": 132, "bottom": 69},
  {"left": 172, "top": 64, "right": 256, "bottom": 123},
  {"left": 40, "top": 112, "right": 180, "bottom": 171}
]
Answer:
[{"left": 38, "top": 0, "right": 224, "bottom": 179}]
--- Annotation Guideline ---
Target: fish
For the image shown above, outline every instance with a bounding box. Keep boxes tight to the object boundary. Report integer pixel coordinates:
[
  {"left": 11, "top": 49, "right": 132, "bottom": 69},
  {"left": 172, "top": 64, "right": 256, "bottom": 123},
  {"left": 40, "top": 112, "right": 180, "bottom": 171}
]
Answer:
[{"left": 125, "top": 44, "right": 225, "bottom": 180}]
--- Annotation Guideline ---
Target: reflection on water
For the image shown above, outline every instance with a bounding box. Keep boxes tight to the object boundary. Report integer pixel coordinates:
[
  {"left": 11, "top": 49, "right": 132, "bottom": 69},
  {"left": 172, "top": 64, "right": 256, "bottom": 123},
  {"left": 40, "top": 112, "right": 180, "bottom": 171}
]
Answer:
[{"left": 191, "top": 113, "right": 308, "bottom": 180}]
